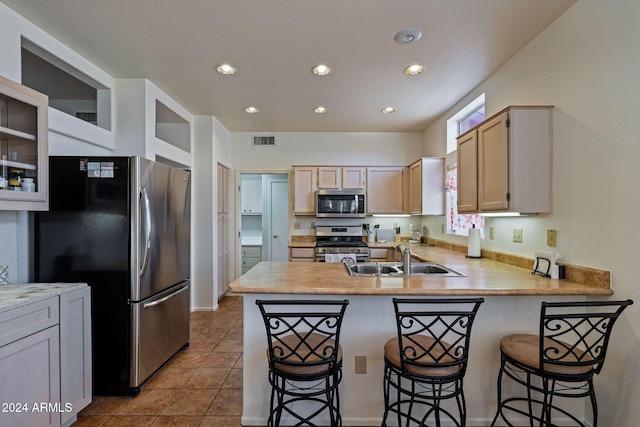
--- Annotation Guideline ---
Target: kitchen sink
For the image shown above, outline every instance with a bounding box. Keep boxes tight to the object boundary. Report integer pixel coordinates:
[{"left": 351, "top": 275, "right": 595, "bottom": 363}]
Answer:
[
  {"left": 347, "top": 264, "right": 402, "bottom": 275},
  {"left": 345, "top": 262, "right": 464, "bottom": 277}
]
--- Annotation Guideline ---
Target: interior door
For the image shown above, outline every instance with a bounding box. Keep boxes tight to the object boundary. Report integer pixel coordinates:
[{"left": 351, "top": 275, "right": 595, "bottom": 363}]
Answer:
[{"left": 268, "top": 178, "right": 289, "bottom": 261}]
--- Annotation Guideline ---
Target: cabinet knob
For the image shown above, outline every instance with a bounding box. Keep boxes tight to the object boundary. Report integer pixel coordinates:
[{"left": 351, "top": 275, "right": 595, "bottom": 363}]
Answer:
[{"left": 273, "top": 234, "right": 279, "bottom": 239}]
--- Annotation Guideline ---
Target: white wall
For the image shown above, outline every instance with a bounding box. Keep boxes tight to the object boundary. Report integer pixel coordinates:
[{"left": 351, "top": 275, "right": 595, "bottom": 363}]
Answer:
[
  {"left": 422, "top": 1, "right": 640, "bottom": 425},
  {"left": 230, "top": 132, "right": 423, "bottom": 170}
]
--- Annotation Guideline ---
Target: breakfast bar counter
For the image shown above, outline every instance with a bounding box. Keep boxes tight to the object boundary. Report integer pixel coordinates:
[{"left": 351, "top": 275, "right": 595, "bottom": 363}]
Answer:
[
  {"left": 230, "top": 246, "right": 613, "bottom": 426},
  {"left": 230, "top": 244, "right": 612, "bottom": 296}
]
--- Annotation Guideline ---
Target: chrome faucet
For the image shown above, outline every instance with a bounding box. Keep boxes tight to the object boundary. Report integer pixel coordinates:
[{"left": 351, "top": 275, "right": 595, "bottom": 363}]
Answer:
[{"left": 396, "top": 242, "right": 412, "bottom": 275}]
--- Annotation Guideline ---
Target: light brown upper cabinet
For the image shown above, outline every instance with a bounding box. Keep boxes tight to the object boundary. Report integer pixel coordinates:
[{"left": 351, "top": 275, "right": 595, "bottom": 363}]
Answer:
[
  {"left": 366, "top": 167, "right": 407, "bottom": 214},
  {"left": 456, "top": 131, "right": 478, "bottom": 212},
  {"left": 0, "top": 75, "right": 49, "bottom": 211},
  {"left": 457, "top": 106, "right": 553, "bottom": 214},
  {"left": 408, "top": 158, "right": 445, "bottom": 215},
  {"left": 292, "top": 166, "right": 317, "bottom": 214},
  {"left": 317, "top": 166, "right": 366, "bottom": 189}
]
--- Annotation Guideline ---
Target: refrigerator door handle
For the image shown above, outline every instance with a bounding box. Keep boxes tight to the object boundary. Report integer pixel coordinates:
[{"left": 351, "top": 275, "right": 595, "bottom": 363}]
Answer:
[
  {"left": 139, "top": 185, "right": 152, "bottom": 277},
  {"left": 142, "top": 284, "right": 189, "bottom": 309}
]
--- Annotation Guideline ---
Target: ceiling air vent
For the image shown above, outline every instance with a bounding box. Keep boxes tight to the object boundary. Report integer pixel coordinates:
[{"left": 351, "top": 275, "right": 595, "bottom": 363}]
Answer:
[{"left": 253, "top": 135, "right": 276, "bottom": 147}]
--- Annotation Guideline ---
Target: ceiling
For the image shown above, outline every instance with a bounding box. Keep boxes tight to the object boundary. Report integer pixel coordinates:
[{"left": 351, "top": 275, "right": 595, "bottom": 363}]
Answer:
[{"left": 2, "top": 0, "right": 575, "bottom": 133}]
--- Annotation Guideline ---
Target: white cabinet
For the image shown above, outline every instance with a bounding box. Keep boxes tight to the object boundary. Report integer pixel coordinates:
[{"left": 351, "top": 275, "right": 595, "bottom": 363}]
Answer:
[
  {"left": 317, "top": 166, "right": 366, "bottom": 189},
  {"left": 457, "top": 106, "right": 553, "bottom": 213},
  {"left": 292, "top": 166, "right": 317, "bottom": 214},
  {"left": 242, "top": 245, "right": 262, "bottom": 274},
  {"left": 408, "top": 158, "right": 444, "bottom": 215},
  {"left": 0, "top": 75, "right": 49, "bottom": 211},
  {"left": 0, "top": 286, "right": 91, "bottom": 427},
  {"left": 59, "top": 287, "right": 92, "bottom": 427},
  {"left": 366, "top": 167, "right": 407, "bottom": 214},
  {"left": 241, "top": 179, "right": 262, "bottom": 214}
]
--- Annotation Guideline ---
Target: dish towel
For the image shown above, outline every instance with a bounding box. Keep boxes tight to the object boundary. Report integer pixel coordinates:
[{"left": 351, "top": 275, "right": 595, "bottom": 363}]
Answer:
[
  {"left": 338, "top": 253, "right": 357, "bottom": 263},
  {"left": 324, "top": 254, "right": 357, "bottom": 263}
]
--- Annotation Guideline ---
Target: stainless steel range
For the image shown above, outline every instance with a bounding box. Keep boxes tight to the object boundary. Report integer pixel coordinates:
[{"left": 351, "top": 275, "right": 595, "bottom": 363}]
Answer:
[{"left": 315, "top": 225, "right": 369, "bottom": 262}]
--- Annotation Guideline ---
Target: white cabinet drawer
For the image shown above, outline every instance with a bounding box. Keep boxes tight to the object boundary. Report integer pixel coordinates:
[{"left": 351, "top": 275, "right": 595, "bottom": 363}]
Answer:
[
  {"left": 242, "top": 257, "right": 261, "bottom": 268},
  {"left": 242, "top": 246, "right": 262, "bottom": 257},
  {"left": 0, "top": 298, "right": 60, "bottom": 347}
]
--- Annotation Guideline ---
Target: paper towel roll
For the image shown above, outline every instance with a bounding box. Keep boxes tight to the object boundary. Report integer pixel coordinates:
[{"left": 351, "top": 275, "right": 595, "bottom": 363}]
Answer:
[{"left": 467, "top": 227, "right": 481, "bottom": 258}]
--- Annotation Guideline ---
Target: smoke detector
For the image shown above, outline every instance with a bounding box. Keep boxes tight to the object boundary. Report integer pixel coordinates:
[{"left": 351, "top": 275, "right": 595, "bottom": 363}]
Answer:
[{"left": 394, "top": 28, "right": 422, "bottom": 44}]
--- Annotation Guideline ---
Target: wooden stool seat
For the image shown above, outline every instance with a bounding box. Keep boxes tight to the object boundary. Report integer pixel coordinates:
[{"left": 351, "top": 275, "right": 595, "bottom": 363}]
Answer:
[
  {"left": 384, "top": 336, "right": 463, "bottom": 377},
  {"left": 268, "top": 333, "right": 343, "bottom": 376},
  {"left": 500, "top": 333, "right": 594, "bottom": 376}
]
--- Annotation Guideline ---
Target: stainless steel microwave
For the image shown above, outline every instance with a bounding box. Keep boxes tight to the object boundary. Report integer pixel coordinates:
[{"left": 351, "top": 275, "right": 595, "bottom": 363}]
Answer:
[{"left": 316, "top": 189, "right": 366, "bottom": 218}]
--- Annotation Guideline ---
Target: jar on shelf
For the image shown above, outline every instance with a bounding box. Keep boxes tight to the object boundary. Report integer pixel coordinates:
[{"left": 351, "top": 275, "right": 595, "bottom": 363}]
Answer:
[{"left": 8, "top": 168, "right": 25, "bottom": 190}]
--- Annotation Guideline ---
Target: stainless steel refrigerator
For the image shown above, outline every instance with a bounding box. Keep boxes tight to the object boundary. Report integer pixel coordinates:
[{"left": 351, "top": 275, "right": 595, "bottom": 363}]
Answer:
[{"left": 34, "top": 156, "right": 191, "bottom": 395}]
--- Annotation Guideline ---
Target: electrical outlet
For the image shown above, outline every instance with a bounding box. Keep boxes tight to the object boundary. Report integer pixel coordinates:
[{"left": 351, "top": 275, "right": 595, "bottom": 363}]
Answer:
[
  {"left": 489, "top": 227, "right": 495, "bottom": 240},
  {"left": 441, "top": 224, "right": 445, "bottom": 233},
  {"left": 547, "top": 229, "right": 557, "bottom": 247},
  {"left": 293, "top": 222, "right": 301, "bottom": 229},
  {"left": 355, "top": 355, "right": 367, "bottom": 374},
  {"left": 513, "top": 228, "right": 523, "bottom": 243}
]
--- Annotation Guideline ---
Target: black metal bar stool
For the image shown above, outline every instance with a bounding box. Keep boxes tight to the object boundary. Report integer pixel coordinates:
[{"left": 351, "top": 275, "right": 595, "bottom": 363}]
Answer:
[
  {"left": 490, "top": 299, "right": 633, "bottom": 427},
  {"left": 255, "top": 299, "right": 349, "bottom": 427},
  {"left": 382, "top": 297, "right": 484, "bottom": 427}
]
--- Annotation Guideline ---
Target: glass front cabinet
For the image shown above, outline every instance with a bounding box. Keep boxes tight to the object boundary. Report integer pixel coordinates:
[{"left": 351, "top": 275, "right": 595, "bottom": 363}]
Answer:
[{"left": 0, "top": 75, "right": 48, "bottom": 211}]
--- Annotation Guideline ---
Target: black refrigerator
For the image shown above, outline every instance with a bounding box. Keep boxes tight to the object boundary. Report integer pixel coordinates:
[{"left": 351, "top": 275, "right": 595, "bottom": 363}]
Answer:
[{"left": 34, "top": 156, "right": 191, "bottom": 395}]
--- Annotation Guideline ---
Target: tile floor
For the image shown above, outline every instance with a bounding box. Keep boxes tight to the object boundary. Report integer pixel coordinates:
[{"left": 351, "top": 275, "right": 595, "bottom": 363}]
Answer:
[
  {"left": 72, "top": 295, "right": 244, "bottom": 427},
  {"left": 72, "top": 295, "right": 486, "bottom": 427}
]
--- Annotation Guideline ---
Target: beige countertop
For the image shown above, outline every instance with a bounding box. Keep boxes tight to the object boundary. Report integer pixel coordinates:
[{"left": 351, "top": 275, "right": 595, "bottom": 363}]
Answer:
[
  {"left": 288, "top": 241, "right": 316, "bottom": 248},
  {"left": 230, "top": 245, "right": 612, "bottom": 296},
  {"left": 0, "top": 282, "right": 88, "bottom": 312}
]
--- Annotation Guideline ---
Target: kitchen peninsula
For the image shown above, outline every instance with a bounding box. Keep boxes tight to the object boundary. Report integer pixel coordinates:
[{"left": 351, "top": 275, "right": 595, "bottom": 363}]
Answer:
[{"left": 229, "top": 245, "right": 612, "bottom": 426}]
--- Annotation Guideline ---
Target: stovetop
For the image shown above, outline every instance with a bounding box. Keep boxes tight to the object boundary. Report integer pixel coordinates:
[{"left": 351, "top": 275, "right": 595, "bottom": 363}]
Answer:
[{"left": 315, "top": 241, "right": 368, "bottom": 248}]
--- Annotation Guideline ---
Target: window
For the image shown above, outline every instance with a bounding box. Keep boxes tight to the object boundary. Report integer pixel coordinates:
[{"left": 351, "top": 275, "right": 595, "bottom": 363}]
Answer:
[
  {"left": 445, "top": 94, "right": 485, "bottom": 236},
  {"left": 458, "top": 105, "right": 485, "bottom": 135}
]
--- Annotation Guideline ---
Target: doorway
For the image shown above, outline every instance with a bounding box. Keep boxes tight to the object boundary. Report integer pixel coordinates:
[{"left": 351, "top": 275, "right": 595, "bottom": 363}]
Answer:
[{"left": 239, "top": 173, "right": 289, "bottom": 275}]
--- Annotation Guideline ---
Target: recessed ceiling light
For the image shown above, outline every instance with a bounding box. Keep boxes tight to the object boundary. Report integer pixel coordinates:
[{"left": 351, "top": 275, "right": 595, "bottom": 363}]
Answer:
[
  {"left": 381, "top": 107, "right": 397, "bottom": 114},
  {"left": 394, "top": 28, "right": 422, "bottom": 44},
  {"left": 404, "top": 64, "right": 425, "bottom": 75},
  {"left": 245, "top": 106, "right": 259, "bottom": 114},
  {"left": 216, "top": 64, "right": 237, "bottom": 75},
  {"left": 312, "top": 64, "right": 332, "bottom": 76},
  {"left": 313, "top": 106, "right": 329, "bottom": 114}
]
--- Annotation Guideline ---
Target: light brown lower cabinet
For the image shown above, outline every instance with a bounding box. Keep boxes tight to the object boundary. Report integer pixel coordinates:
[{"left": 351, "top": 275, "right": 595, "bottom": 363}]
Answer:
[{"left": 289, "top": 247, "right": 315, "bottom": 262}]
